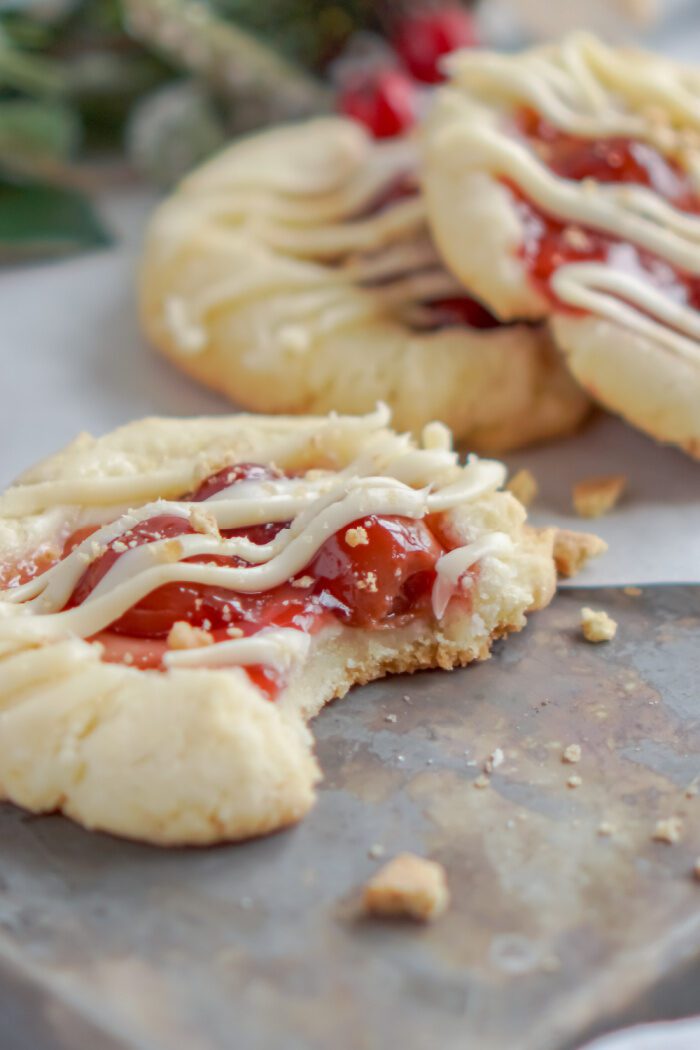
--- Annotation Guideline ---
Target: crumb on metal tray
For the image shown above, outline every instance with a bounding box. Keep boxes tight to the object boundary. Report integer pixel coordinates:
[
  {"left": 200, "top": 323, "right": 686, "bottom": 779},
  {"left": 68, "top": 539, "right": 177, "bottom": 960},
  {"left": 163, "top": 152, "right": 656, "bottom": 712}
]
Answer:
[
  {"left": 363, "top": 853, "right": 450, "bottom": 922},
  {"left": 484, "top": 747, "right": 504, "bottom": 773},
  {"left": 653, "top": 817, "right": 684, "bottom": 845},
  {"left": 581, "top": 607, "right": 617, "bottom": 643}
]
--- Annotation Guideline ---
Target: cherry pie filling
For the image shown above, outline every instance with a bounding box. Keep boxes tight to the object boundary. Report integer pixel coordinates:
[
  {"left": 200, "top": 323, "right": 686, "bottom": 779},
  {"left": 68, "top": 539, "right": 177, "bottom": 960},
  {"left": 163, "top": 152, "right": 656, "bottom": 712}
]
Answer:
[
  {"left": 506, "top": 107, "right": 700, "bottom": 314},
  {"left": 5, "top": 464, "right": 475, "bottom": 698}
]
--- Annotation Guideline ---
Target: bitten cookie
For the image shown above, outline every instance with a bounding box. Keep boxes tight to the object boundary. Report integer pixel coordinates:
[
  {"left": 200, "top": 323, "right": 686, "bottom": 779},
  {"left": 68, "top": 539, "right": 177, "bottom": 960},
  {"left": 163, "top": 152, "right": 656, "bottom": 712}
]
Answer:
[
  {"left": 0, "top": 407, "right": 556, "bottom": 845},
  {"left": 422, "top": 33, "right": 700, "bottom": 457},
  {"left": 139, "top": 117, "right": 589, "bottom": 453}
]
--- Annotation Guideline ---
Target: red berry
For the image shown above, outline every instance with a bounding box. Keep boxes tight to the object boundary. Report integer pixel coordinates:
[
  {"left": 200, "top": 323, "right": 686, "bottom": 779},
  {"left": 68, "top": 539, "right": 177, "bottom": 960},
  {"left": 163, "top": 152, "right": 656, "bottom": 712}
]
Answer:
[
  {"left": 393, "top": 5, "right": 478, "bottom": 84},
  {"left": 338, "top": 68, "right": 417, "bottom": 139}
]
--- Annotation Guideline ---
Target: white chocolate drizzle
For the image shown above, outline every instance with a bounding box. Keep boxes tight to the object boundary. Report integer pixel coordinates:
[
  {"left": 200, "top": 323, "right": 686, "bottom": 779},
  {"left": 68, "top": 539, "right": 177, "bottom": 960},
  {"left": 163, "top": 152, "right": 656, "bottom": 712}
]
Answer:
[
  {"left": 435, "top": 33, "right": 700, "bottom": 360},
  {"left": 152, "top": 118, "right": 476, "bottom": 359},
  {"left": 0, "top": 413, "right": 511, "bottom": 678}
]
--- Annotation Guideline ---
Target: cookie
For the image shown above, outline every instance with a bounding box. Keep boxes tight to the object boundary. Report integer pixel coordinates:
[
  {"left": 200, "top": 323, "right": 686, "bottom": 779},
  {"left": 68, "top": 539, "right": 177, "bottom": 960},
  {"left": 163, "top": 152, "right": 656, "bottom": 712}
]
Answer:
[
  {"left": 422, "top": 33, "right": 700, "bottom": 457},
  {"left": 0, "top": 407, "right": 556, "bottom": 845},
  {"left": 139, "top": 117, "right": 589, "bottom": 453}
]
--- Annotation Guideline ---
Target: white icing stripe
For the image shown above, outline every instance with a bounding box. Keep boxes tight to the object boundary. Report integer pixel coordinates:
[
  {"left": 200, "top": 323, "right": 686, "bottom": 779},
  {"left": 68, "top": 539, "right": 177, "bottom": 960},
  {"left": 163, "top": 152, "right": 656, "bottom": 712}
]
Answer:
[
  {"left": 1, "top": 433, "right": 508, "bottom": 649},
  {"left": 445, "top": 33, "right": 700, "bottom": 141},
  {"left": 163, "top": 627, "right": 311, "bottom": 672},
  {"left": 437, "top": 33, "right": 700, "bottom": 360},
  {"left": 432, "top": 533, "right": 512, "bottom": 620},
  {"left": 551, "top": 263, "right": 700, "bottom": 361}
]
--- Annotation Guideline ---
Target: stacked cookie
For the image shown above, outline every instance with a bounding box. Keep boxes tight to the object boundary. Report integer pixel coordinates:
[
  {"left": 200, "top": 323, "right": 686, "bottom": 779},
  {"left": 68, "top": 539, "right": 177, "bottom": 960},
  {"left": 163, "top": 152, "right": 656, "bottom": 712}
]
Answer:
[{"left": 141, "top": 32, "right": 700, "bottom": 459}]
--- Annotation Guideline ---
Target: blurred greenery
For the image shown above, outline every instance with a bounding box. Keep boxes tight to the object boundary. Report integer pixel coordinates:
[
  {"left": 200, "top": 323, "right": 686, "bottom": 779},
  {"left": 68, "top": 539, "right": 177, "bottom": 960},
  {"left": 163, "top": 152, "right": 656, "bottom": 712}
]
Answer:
[{"left": 0, "top": 0, "right": 438, "bottom": 260}]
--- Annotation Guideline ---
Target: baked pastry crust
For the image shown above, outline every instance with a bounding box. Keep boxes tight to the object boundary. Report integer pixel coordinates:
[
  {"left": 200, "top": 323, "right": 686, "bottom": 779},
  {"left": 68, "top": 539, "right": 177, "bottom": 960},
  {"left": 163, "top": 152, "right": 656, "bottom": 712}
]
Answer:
[
  {"left": 422, "top": 34, "right": 700, "bottom": 457},
  {"left": 139, "top": 117, "right": 588, "bottom": 453},
  {"left": 0, "top": 408, "right": 556, "bottom": 845}
]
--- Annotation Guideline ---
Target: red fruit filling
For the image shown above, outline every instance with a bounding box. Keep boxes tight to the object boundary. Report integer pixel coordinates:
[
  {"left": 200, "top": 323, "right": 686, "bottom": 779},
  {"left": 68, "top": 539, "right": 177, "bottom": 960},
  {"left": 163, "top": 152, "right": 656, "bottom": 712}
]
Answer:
[
  {"left": 5, "top": 464, "right": 474, "bottom": 695},
  {"left": 507, "top": 107, "right": 700, "bottom": 313},
  {"left": 338, "top": 67, "right": 418, "bottom": 139}
]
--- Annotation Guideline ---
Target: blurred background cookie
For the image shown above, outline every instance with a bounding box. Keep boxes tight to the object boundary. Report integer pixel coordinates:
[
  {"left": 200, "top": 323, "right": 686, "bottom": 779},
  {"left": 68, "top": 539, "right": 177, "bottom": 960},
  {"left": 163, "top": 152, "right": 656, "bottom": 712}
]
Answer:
[{"left": 140, "top": 116, "right": 589, "bottom": 452}]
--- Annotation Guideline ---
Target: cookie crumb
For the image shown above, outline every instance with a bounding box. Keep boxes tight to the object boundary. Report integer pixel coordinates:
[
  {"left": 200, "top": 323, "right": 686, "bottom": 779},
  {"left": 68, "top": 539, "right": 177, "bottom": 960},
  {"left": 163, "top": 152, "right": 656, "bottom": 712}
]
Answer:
[
  {"left": 506, "top": 469, "right": 538, "bottom": 507},
  {"left": 623, "top": 586, "right": 642, "bottom": 597},
  {"left": 562, "top": 225, "right": 593, "bottom": 252},
  {"left": 167, "top": 621, "right": 215, "bottom": 650},
  {"left": 345, "top": 526, "right": 369, "bottom": 548},
  {"left": 291, "top": 574, "right": 314, "bottom": 589},
  {"left": 363, "top": 853, "right": 449, "bottom": 922},
  {"left": 160, "top": 538, "right": 184, "bottom": 563},
  {"left": 562, "top": 744, "right": 582, "bottom": 764},
  {"left": 653, "top": 817, "right": 684, "bottom": 845},
  {"left": 484, "top": 747, "right": 504, "bottom": 773},
  {"left": 402, "top": 694, "right": 412, "bottom": 704},
  {"left": 598, "top": 821, "right": 615, "bottom": 837},
  {"left": 573, "top": 475, "right": 626, "bottom": 518},
  {"left": 368, "top": 843, "right": 385, "bottom": 860},
  {"left": 189, "top": 506, "right": 220, "bottom": 537},
  {"left": 581, "top": 607, "right": 617, "bottom": 643},
  {"left": 567, "top": 774, "right": 582, "bottom": 789},
  {"left": 385, "top": 713, "right": 398, "bottom": 724},
  {"left": 553, "top": 529, "right": 608, "bottom": 578},
  {"left": 474, "top": 774, "right": 490, "bottom": 789}
]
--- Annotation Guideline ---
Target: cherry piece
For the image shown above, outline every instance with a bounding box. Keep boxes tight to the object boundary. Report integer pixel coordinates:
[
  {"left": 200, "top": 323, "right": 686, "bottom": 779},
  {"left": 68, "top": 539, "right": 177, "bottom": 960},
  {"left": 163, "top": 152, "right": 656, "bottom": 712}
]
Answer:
[
  {"left": 338, "top": 68, "right": 418, "bottom": 139},
  {"left": 393, "top": 5, "right": 478, "bottom": 84}
]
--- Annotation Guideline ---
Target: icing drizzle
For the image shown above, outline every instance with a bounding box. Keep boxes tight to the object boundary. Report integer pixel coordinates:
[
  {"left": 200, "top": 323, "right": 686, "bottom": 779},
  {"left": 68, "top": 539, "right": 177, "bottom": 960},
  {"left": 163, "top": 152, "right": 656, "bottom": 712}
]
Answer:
[
  {"left": 0, "top": 415, "right": 511, "bottom": 687},
  {"left": 436, "top": 33, "right": 700, "bottom": 359}
]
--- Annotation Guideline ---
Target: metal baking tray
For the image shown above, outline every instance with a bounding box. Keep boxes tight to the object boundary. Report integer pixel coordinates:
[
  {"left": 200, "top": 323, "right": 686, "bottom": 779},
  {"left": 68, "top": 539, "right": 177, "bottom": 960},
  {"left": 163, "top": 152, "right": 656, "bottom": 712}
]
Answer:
[{"left": 1, "top": 587, "right": 698, "bottom": 1050}]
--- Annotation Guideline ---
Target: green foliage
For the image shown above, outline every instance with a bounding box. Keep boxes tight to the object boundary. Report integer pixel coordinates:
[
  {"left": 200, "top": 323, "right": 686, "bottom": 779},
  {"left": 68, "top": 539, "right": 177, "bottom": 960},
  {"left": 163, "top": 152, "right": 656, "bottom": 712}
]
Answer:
[
  {"left": 0, "top": 0, "right": 394, "bottom": 259},
  {"left": 0, "top": 179, "right": 109, "bottom": 259}
]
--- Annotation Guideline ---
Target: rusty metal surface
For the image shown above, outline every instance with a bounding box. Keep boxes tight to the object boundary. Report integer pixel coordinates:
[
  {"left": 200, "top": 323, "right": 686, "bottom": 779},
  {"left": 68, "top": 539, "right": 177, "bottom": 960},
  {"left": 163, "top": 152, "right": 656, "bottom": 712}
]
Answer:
[{"left": 0, "top": 586, "right": 699, "bottom": 1050}]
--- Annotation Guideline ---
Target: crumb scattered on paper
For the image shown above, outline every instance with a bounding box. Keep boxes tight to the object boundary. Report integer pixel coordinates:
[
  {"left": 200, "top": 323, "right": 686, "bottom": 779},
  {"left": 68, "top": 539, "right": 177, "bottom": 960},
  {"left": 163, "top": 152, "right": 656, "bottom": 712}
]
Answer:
[
  {"left": 507, "top": 468, "right": 538, "bottom": 507},
  {"left": 363, "top": 853, "right": 449, "bottom": 922},
  {"left": 581, "top": 607, "right": 618, "bottom": 643},
  {"left": 562, "top": 744, "right": 582, "bottom": 764},
  {"left": 553, "top": 529, "right": 608, "bottom": 578},
  {"left": 474, "top": 774, "right": 490, "bottom": 789},
  {"left": 368, "top": 843, "right": 385, "bottom": 860},
  {"left": 573, "top": 475, "right": 626, "bottom": 518},
  {"left": 598, "top": 822, "right": 615, "bottom": 837},
  {"left": 567, "top": 774, "right": 583, "bottom": 789}
]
